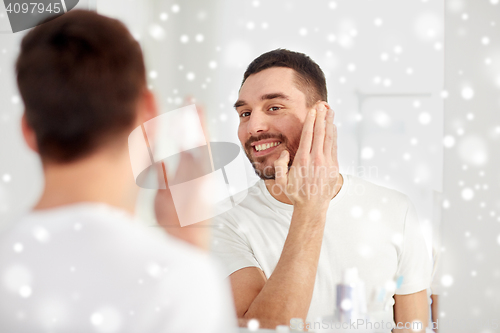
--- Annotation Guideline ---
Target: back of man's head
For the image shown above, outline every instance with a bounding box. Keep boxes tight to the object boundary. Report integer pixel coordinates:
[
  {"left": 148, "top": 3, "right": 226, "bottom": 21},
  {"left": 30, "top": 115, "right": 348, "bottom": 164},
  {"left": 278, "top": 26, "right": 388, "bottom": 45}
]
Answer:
[{"left": 16, "top": 10, "right": 146, "bottom": 163}]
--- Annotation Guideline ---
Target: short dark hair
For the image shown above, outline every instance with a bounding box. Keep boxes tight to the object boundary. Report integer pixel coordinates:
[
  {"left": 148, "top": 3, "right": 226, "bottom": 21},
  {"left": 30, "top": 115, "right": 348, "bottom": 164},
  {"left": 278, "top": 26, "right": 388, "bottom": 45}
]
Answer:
[
  {"left": 16, "top": 10, "right": 146, "bottom": 163},
  {"left": 242, "top": 49, "right": 327, "bottom": 107}
]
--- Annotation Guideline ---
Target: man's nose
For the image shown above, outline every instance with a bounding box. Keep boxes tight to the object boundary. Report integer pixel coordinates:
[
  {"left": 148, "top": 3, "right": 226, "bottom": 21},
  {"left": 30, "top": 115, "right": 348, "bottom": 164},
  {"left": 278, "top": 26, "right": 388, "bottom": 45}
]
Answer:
[{"left": 246, "top": 111, "right": 269, "bottom": 136}]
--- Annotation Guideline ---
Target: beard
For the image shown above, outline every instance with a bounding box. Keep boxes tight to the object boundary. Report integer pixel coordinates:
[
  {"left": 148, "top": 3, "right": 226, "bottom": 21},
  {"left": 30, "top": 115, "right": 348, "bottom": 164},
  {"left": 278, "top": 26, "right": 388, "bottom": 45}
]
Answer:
[{"left": 243, "top": 132, "right": 300, "bottom": 180}]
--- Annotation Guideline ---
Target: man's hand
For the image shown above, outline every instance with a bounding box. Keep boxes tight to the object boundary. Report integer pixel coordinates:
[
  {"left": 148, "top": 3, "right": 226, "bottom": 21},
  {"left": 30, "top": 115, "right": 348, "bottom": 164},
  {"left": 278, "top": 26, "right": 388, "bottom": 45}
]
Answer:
[
  {"left": 154, "top": 153, "right": 212, "bottom": 250},
  {"left": 274, "top": 102, "right": 339, "bottom": 210}
]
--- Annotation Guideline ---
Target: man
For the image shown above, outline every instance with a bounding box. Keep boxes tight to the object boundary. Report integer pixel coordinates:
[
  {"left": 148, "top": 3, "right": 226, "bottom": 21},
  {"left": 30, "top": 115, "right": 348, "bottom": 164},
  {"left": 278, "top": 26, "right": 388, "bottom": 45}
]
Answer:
[
  {"left": 0, "top": 10, "right": 236, "bottom": 332},
  {"left": 211, "top": 49, "right": 432, "bottom": 331}
]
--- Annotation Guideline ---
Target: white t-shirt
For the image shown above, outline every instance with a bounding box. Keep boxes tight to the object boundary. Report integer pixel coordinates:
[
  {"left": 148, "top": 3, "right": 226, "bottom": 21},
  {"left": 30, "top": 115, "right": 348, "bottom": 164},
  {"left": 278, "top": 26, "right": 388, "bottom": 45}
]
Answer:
[
  {"left": 211, "top": 173, "right": 432, "bottom": 324},
  {"left": 0, "top": 203, "right": 237, "bottom": 333}
]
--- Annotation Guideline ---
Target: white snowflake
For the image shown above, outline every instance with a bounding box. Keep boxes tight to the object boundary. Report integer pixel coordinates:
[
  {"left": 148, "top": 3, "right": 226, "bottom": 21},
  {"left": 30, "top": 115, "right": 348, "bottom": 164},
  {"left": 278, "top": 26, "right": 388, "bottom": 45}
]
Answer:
[
  {"left": 11, "top": 95, "right": 20, "bottom": 104},
  {"left": 2, "top": 174, "right": 11, "bottom": 183},
  {"left": 33, "top": 226, "right": 50, "bottom": 243},
  {"left": 461, "top": 86, "right": 474, "bottom": 100},
  {"left": 18, "top": 285, "right": 32, "bottom": 298},
  {"left": 461, "top": 188, "right": 474, "bottom": 201},
  {"left": 418, "top": 112, "right": 431, "bottom": 125},
  {"left": 13, "top": 243, "right": 23, "bottom": 253},
  {"left": 361, "top": 147, "right": 374, "bottom": 160},
  {"left": 441, "top": 275, "right": 453, "bottom": 287},
  {"left": 90, "top": 312, "right": 103, "bottom": 326},
  {"left": 340, "top": 299, "right": 353, "bottom": 311},
  {"left": 171, "top": 4, "right": 180, "bottom": 13},
  {"left": 148, "top": 24, "right": 165, "bottom": 40},
  {"left": 248, "top": 318, "right": 260, "bottom": 331},
  {"left": 443, "top": 135, "right": 455, "bottom": 148}
]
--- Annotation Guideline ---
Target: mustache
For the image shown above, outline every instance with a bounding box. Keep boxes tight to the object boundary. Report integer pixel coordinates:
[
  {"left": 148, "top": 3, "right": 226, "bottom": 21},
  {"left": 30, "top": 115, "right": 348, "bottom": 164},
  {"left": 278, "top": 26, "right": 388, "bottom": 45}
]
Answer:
[{"left": 245, "top": 133, "right": 287, "bottom": 151}]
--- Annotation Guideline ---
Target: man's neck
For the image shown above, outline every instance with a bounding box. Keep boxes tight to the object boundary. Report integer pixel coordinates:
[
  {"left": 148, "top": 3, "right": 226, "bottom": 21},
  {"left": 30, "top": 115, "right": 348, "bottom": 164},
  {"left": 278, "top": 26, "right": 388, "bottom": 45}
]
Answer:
[
  {"left": 34, "top": 148, "right": 139, "bottom": 216},
  {"left": 264, "top": 173, "right": 344, "bottom": 205}
]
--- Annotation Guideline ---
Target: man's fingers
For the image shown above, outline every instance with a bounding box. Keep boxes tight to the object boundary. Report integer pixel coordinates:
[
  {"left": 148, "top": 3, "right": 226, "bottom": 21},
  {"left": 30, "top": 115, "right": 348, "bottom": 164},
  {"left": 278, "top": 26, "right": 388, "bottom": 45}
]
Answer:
[
  {"left": 296, "top": 108, "right": 316, "bottom": 158},
  {"left": 174, "top": 152, "right": 195, "bottom": 182},
  {"left": 155, "top": 161, "right": 169, "bottom": 189},
  {"left": 311, "top": 104, "right": 327, "bottom": 156},
  {"left": 274, "top": 150, "right": 290, "bottom": 188},
  {"left": 331, "top": 123, "right": 338, "bottom": 163},
  {"left": 154, "top": 161, "right": 178, "bottom": 226},
  {"left": 155, "top": 162, "right": 174, "bottom": 206},
  {"left": 324, "top": 107, "right": 335, "bottom": 157}
]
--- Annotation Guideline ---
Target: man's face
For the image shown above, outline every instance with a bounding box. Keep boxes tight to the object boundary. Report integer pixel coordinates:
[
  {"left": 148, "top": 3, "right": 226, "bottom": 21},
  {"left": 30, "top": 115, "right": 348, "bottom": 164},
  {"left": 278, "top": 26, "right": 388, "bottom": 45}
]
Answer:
[{"left": 235, "top": 67, "right": 310, "bottom": 180}]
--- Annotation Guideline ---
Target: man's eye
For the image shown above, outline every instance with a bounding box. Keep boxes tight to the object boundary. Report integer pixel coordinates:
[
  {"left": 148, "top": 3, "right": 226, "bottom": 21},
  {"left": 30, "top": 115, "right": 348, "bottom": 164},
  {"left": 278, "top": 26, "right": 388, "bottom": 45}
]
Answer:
[
  {"left": 240, "top": 111, "right": 251, "bottom": 118},
  {"left": 268, "top": 106, "right": 281, "bottom": 111}
]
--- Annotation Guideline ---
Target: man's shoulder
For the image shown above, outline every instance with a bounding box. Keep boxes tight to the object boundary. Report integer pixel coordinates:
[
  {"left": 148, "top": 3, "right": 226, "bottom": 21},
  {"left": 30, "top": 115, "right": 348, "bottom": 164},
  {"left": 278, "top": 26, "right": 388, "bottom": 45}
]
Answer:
[
  {"left": 0, "top": 204, "right": 212, "bottom": 271},
  {"left": 344, "top": 174, "right": 410, "bottom": 206}
]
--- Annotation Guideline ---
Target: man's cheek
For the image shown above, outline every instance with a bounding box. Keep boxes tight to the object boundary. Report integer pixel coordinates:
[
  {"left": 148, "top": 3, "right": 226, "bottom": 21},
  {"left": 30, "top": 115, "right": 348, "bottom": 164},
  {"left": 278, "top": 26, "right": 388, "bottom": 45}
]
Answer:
[{"left": 237, "top": 127, "right": 246, "bottom": 146}]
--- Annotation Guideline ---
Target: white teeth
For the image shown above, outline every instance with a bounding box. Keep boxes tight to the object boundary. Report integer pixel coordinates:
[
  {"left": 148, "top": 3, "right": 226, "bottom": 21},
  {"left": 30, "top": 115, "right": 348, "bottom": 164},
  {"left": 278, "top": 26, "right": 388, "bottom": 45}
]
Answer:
[{"left": 255, "top": 142, "right": 281, "bottom": 151}]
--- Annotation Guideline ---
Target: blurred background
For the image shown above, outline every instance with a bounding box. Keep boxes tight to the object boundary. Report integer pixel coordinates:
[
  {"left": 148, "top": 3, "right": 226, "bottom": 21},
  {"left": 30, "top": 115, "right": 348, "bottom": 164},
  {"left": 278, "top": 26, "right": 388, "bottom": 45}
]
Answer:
[{"left": 0, "top": 0, "right": 498, "bottom": 332}]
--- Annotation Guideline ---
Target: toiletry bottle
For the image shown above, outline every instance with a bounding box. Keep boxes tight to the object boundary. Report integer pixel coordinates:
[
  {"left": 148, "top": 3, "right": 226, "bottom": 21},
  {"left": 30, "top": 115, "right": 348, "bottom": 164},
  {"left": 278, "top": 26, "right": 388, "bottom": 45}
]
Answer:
[{"left": 335, "top": 267, "right": 368, "bottom": 323}]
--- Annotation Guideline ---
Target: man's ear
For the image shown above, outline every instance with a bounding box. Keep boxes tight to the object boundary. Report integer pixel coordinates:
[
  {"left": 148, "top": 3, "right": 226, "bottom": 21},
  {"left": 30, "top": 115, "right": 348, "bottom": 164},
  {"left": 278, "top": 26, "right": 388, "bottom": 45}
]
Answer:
[
  {"left": 318, "top": 101, "right": 330, "bottom": 110},
  {"left": 137, "top": 89, "right": 159, "bottom": 125},
  {"left": 21, "top": 113, "right": 38, "bottom": 153},
  {"left": 310, "top": 100, "right": 330, "bottom": 112}
]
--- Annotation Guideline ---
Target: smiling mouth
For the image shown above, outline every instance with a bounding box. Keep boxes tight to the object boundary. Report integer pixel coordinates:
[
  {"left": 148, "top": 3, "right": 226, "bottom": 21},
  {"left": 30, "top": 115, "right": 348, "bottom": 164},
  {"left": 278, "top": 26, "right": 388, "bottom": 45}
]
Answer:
[{"left": 253, "top": 141, "right": 281, "bottom": 152}]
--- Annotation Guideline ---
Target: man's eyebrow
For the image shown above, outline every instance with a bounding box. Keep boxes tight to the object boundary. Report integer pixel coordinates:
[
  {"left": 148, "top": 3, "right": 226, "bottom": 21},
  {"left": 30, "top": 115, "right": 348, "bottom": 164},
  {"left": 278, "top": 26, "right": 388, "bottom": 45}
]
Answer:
[
  {"left": 261, "top": 92, "right": 290, "bottom": 101},
  {"left": 233, "top": 93, "right": 290, "bottom": 109},
  {"left": 234, "top": 100, "right": 247, "bottom": 108}
]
